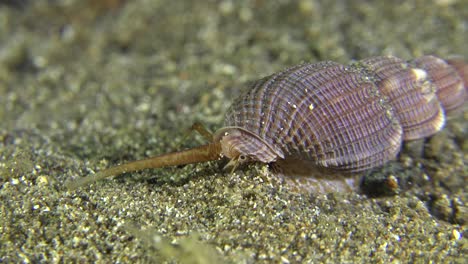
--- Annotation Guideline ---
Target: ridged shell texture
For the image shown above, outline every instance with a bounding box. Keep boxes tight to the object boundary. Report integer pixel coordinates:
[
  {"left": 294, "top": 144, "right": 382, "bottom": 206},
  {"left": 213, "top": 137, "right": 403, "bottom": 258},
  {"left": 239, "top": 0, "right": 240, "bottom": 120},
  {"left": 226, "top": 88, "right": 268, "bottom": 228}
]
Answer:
[{"left": 224, "top": 55, "right": 466, "bottom": 172}]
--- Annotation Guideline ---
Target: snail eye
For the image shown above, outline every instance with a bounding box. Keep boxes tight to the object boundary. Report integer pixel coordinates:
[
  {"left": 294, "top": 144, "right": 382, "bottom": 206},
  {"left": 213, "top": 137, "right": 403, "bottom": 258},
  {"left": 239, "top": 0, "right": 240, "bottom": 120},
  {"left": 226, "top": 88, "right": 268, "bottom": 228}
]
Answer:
[{"left": 239, "top": 155, "right": 248, "bottom": 161}]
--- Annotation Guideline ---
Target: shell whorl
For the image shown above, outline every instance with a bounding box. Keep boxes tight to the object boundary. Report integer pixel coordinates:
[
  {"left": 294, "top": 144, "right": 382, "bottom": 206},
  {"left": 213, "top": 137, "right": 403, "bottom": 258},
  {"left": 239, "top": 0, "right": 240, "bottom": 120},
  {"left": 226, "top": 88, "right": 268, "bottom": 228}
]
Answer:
[{"left": 221, "top": 55, "right": 466, "bottom": 172}]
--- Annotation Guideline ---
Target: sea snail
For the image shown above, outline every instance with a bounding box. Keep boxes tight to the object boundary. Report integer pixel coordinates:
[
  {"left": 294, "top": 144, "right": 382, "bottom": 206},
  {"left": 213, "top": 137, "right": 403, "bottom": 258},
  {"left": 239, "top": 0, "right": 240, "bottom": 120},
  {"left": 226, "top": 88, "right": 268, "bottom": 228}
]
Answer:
[{"left": 66, "top": 55, "right": 467, "bottom": 190}]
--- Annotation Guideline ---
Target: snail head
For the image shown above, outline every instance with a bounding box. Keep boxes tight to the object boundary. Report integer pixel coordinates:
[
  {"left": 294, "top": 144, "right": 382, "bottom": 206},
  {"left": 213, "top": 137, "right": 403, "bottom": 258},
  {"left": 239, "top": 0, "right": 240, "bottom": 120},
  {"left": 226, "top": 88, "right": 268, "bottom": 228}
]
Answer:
[{"left": 214, "top": 127, "right": 284, "bottom": 171}]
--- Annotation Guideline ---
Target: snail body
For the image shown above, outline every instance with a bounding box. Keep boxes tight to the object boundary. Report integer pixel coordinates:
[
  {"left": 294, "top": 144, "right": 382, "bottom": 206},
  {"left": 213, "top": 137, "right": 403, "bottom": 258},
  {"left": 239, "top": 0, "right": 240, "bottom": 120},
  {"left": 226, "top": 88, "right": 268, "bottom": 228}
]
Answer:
[{"left": 67, "top": 55, "right": 467, "bottom": 191}]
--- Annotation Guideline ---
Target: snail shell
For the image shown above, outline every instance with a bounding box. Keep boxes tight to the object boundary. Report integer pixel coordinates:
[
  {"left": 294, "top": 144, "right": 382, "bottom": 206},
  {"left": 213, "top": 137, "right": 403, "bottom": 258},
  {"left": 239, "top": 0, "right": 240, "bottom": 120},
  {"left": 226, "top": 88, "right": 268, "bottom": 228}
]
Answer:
[{"left": 214, "top": 55, "right": 466, "bottom": 173}]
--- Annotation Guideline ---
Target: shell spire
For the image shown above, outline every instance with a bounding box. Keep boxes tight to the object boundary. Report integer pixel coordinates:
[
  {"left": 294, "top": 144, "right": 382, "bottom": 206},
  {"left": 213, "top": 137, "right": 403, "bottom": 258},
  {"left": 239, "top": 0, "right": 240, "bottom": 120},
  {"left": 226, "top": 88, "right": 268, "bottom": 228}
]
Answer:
[
  {"left": 358, "top": 56, "right": 445, "bottom": 140},
  {"left": 411, "top": 55, "right": 466, "bottom": 114}
]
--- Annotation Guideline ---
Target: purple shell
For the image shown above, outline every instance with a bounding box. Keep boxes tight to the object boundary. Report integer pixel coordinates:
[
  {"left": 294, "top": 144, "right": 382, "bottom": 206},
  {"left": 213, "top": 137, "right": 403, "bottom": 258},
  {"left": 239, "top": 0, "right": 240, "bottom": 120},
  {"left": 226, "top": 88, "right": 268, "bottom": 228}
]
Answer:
[{"left": 214, "top": 56, "right": 466, "bottom": 172}]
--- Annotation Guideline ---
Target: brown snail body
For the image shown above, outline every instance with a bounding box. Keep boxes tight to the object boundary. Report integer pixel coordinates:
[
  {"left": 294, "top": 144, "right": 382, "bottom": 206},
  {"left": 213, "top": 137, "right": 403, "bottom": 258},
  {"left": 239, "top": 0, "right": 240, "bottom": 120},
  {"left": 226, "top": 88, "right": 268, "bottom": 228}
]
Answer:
[{"left": 67, "top": 55, "right": 467, "bottom": 190}]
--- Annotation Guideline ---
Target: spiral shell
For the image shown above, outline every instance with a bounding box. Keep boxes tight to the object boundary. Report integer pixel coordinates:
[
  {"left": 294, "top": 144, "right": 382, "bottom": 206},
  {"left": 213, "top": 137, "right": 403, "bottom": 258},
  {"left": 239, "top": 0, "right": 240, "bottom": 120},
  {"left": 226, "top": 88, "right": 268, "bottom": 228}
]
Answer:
[{"left": 215, "top": 55, "right": 466, "bottom": 173}]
